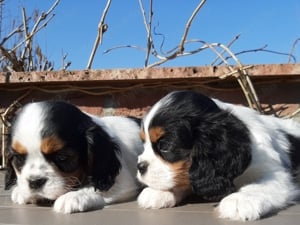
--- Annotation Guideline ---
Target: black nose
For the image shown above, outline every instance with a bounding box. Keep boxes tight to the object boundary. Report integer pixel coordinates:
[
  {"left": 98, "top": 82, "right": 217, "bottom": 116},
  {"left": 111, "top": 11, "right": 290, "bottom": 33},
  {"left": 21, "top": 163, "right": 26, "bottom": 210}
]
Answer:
[
  {"left": 137, "top": 161, "right": 149, "bottom": 175},
  {"left": 28, "top": 177, "right": 48, "bottom": 190}
]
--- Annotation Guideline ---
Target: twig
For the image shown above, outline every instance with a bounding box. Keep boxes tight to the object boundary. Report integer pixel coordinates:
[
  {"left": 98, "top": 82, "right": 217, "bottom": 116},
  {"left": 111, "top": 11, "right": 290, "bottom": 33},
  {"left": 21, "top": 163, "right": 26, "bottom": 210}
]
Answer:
[
  {"left": 21, "top": 7, "right": 33, "bottom": 70},
  {"left": 211, "top": 33, "right": 241, "bottom": 65},
  {"left": 216, "top": 44, "right": 296, "bottom": 66},
  {"left": 178, "top": 0, "right": 206, "bottom": 53},
  {"left": 87, "top": 0, "right": 111, "bottom": 69},
  {"left": 0, "top": 0, "right": 59, "bottom": 65},
  {"left": 103, "top": 45, "right": 146, "bottom": 54},
  {"left": 138, "top": 0, "right": 160, "bottom": 66},
  {"left": 30, "top": 0, "right": 59, "bottom": 35},
  {"left": 288, "top": 38, "right": 300, "bottom": 63},
  {"left": 0, "top": 22, "right": 27, "bottom": 45},
  {"left": 0, "top": 45, "right": 24, "bottom": 71}
]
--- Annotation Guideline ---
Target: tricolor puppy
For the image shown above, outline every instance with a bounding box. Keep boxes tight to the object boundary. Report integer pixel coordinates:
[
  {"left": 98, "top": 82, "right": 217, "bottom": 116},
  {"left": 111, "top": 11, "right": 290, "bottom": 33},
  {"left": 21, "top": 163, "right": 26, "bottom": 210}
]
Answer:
[
  {"left": 137, "top": 90, "right": 300, "bottom": 221},
  {"left": 5, "top": 100, "right": 143, "bottom": 213}
]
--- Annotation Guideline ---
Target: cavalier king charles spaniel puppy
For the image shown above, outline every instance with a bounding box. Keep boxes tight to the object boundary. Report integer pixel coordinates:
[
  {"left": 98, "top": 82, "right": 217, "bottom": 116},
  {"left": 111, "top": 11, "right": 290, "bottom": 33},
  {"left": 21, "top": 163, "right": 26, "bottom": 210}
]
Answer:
[
  {"left": 137, "top": 90, "right": 300, "bottom": 221},
  {"left": 5, "top": 100, "right": 143, "bottom": 213}
]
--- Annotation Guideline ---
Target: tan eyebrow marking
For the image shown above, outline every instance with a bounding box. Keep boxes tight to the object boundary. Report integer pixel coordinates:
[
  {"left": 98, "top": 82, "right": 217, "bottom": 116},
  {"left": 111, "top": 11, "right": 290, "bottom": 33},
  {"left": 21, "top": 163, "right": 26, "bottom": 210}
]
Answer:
[
  {"left": 41, "top": 136, "right": 65, "bottom": 154},
  {"left": 149, "top": 126, "right": 165, "bottom": 143},
  {"left": 12, "top": 141, "right": 28, "bottom": 154}
]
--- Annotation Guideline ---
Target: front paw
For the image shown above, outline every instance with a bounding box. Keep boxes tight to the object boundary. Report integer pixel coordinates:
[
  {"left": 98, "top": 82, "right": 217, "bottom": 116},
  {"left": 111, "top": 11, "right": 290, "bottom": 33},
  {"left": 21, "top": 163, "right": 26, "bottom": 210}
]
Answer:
[
  {"left": 217, "top": 192, "right": 261, "bottom": 221},
  {"left": 53, "top": 189, "right": 105, "bottom": 214},
  {"left": 138, "top": 187, "right": 177, "bottom": 209},
  {"left": 11, "top": 187, "right": 29, "bottom": 205}
]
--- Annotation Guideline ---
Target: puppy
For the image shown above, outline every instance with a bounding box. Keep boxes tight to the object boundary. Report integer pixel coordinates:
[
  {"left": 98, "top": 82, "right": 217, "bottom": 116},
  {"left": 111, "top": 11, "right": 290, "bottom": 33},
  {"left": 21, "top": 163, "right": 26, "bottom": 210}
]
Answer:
[
  {"left": 5, "top": 100, "right": 143, "bottom": 213},
  {"left": 137, "top": 90, "right": 300, "bottom": 221}
]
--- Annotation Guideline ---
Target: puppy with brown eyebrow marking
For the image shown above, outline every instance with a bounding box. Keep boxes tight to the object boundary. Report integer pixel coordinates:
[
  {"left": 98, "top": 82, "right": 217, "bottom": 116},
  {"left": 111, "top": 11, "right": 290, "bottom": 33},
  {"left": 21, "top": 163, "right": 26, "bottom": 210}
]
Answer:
[
  {"left": 5, "top": 100, "right": 143, "bottom": 213},
  {"left": 137, "top": 90, "right": 300, "bottom": 221}
]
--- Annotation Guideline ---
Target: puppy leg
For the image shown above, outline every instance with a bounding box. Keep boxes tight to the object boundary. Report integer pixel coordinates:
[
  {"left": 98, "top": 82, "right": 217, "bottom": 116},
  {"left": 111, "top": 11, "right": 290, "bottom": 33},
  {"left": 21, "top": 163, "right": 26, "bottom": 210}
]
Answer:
[
  {"left": 11, "top": 186, "right": 31, "bottom": 204},
  {"left": 217, "top": 171, "right": 300, "bottom": 221},
  {"left": 53, "top": 187, "right": 105, "bottom": 213},
  {"left": 138, "top": 187, "right": 184, "bottom": 209}
]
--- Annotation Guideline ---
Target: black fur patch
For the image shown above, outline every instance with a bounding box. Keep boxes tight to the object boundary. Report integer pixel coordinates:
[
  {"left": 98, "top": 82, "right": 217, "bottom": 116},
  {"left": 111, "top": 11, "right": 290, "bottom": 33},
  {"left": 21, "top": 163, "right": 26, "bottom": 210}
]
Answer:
[{"left": 190, "top": 110, "right": 252, "bottom": 201}]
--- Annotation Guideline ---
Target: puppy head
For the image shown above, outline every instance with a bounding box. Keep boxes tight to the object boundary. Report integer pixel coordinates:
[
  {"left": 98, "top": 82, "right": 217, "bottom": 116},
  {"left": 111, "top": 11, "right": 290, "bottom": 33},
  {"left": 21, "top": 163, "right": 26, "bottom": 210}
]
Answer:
[
  {"left": 137, "top": 91, "right": 220, "bottom": 191},
  {"left": 137, "top": 91, "right": 251, "bottom": 200},
  {"left": 5, "top": 101, "right": 121, "bottom": 202}
]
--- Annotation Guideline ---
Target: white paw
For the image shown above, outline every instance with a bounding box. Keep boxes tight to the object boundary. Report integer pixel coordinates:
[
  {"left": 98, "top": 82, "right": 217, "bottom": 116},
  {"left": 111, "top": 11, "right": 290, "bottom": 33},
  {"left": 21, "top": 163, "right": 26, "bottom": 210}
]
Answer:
[
  {"left": 138, "top": 187, "right": 177, "bottom": 209},
  {"left": 217, "top": 192, "right": 261, "bottom": 221},
  {"left": 53, "top": 189, "right": 105, "bottom": 214},
  {"left": 11, "top": 187, "right": 29, "bottom": 205}
]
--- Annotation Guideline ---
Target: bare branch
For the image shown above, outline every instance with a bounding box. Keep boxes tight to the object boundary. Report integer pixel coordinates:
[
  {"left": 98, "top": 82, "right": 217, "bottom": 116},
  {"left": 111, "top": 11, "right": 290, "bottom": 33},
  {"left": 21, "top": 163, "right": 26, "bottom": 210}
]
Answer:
[
  {"left": 104, "top": 45, "right": 147, "bottom": 54},
  {"left": 0, "top": 22, "right": 26, "bottom": 45},
  {"left": 30, "top": 0, "right": 59, "bottom": 36},
  {"left": 0, "top": 46, "right": 24, "bottom": 71},
  {"left": 211, "top": 33, "right": 241, "bottom": 65},
  {"left": 87, "top": 0, "right": 111, "bottom": 69},
  {"left": 0, "top": 0, "right": 59, "bottom": 66},
  {"left": 288, "top": 38, "right": 300, "bottom": 63},
  {"left": 216, "top": 44, "right": 296, "bottom": 65},
  {"left": 21, "top": 7, "right": 33, "bottom": 70},
  {"left": 138, "top": 0, "right": 157, "bottom": 67},
  {"left": 145, "top": 0, "right": 154, "bottom": 66},
  {"left": 178, "top": 0, "right": 206, "bottom": 53}
]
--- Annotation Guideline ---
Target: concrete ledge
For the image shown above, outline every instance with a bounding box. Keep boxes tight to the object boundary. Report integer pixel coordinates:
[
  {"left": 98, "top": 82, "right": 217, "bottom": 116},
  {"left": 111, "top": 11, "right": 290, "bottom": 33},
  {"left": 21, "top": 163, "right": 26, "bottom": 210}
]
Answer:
[{"left": 1, "top": 64, "right": 300, "bottom": 85}]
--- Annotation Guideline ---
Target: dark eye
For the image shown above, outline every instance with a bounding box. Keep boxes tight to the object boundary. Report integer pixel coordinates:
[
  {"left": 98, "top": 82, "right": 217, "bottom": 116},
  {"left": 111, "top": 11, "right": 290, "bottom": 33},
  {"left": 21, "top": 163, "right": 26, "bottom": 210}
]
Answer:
[
  {"left": 11, "top": 153, "right": 27, "bottom": 171},
  {"left": 157, "top": 140, "right": 170, "bottom": 152},
  {"left": 156, "top": 139, "right": 176, "bottom": 161},
  {"left": 54, "top": 153, "right": 69, "bottom": 163},
  {"left": 46, "top": 149, "right": 79, "bottom": 173}
]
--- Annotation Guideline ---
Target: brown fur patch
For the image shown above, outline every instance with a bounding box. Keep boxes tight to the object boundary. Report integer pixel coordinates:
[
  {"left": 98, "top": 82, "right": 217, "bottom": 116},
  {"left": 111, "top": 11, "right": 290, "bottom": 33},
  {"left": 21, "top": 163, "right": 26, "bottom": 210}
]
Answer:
[
  {"left": 158, "top": 158, "right": 191, "bottom": 192},
  {"left": 140, "top": 130, "right": 145, "bottom": 142},
  {"left": 170, "top": 160, "right": 192, "bottom": 190},
  {"left": 62, "top": 168, "right": 86, "bottom": 189},
  {"left": 41, "top": 136, "right": 65, "bottom": 154},
  {"left": 149, "top": 126, "right": 165, "bottom": 143},
  {"left": 12, "top": 141, "right": 28, "bottom": 154}
]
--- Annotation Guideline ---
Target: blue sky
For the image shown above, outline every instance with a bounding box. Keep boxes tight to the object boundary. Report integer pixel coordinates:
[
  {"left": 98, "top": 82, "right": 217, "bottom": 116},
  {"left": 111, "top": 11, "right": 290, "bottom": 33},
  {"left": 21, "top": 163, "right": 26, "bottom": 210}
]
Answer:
[{"left": 3, "top": 0, "right": 300, "bottom": 70}]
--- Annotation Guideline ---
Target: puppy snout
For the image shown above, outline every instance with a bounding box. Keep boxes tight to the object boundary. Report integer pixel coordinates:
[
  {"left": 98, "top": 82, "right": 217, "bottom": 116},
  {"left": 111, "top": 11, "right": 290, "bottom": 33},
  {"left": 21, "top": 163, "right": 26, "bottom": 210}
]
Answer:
[
  {"left": 137, "top": 161, "right": 149, "bottom": 175},
  {"left": 28, "top": 177, "right": 48, "bottom": 190}
]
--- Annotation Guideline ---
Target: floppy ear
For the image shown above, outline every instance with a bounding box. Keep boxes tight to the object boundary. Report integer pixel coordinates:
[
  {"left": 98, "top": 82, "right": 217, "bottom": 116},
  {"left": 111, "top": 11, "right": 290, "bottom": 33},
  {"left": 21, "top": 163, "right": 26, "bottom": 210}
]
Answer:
[
  {"left": 86, "top": 124, "right": 121, "bottom": 192},
  {"left": 189, "top": 112, "right": 252, "bottom": 201},
  {"left": 4, "top": 150, "right": 17, "bottom": 190},
  {"left": 189, "top": 153, "right": 236, "bottom": 201}
]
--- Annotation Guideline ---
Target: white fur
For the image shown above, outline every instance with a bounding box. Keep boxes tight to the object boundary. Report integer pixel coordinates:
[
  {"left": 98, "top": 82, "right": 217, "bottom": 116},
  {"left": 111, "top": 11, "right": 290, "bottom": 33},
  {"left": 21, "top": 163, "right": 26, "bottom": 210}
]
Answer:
[
  {"left": 53, "top": 187, "right": 105, "bottom": 213},
  {"left": 138, "top": 187, "right": 177, "bottom": 209},
  {"left": 137, "top": 94, "right": 300, "bottom": 221},
  {"left": 10, "top": 102, "right": 143, "bottom": 213}
]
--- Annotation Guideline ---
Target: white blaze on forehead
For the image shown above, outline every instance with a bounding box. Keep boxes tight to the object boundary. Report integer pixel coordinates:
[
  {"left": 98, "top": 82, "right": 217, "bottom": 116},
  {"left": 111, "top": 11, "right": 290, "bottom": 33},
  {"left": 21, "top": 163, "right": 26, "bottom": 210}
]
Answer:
[
  {"left": 140, "top": 93, "right": 174, "bottom": 161},
  {"left": 143, "top": 93, "right": 174, "bottom": 139},
  {"left": 138, "top": 94, "right": 176, "bottom": 190},
  {"left": 12, "top": 102, "right": 46, "bottom": 153}
]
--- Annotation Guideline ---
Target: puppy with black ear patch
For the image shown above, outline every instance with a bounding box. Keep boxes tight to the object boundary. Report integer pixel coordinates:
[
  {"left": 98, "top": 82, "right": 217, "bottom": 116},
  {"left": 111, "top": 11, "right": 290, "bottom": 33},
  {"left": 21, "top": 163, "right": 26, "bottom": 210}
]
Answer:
[
  {"left": 137, "top": 90, "right": 300, "bottom": 221},
  {"left": 5, "top": 100, "right": 143, "bottom": 213}
]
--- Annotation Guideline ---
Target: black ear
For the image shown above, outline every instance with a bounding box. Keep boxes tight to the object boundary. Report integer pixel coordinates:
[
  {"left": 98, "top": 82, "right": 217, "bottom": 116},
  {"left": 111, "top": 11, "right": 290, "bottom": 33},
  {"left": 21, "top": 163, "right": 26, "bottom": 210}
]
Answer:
[
  {"left": 189, "top": 112, "right": 252, "bottom": 201},
  {"left": 189, "top": 155, "right": 236, "bottom": 201},
  {"left": 86, "top": 124, "right": 121, "bottom": 192},
  {"left": 4, "top": 151, "right": 17, "bottom": 190}
]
